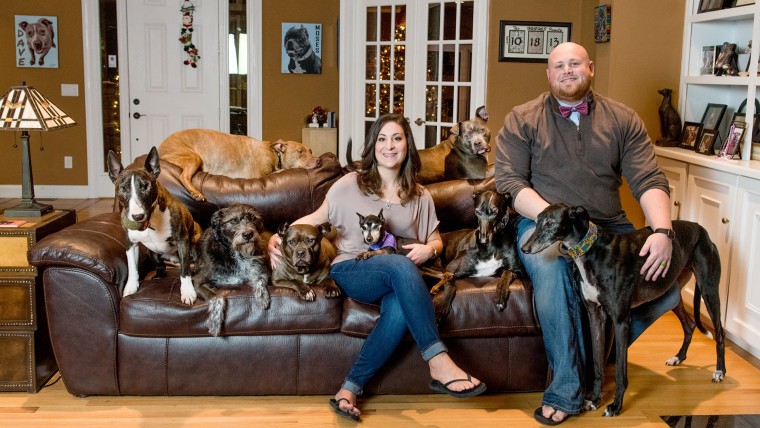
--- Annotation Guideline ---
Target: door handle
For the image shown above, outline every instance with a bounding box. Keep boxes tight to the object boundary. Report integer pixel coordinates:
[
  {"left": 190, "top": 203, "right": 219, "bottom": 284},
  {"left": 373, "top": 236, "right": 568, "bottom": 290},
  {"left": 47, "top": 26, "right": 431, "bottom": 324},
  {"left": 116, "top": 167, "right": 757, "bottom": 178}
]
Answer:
[
  {"left": 133, "top": 112, "right": 146, "bottom": 119},
  {"left": 414, "top": 118, "right": 425, "bottom": 126}
]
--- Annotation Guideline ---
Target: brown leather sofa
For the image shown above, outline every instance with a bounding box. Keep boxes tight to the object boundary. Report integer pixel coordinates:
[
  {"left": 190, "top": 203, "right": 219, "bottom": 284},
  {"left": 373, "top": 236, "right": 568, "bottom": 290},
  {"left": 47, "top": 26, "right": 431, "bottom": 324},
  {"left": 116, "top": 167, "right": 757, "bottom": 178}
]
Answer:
[{"left": 29, "top": 153, "right": 548, "bottom": 396}]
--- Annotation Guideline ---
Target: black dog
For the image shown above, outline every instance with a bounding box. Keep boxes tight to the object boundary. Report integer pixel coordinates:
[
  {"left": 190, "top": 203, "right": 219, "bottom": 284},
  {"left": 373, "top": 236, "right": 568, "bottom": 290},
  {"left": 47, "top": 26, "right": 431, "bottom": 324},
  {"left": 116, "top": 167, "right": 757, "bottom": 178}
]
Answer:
[
  {"left": 272, "top": 222, "right": 341, "bottom": 300},
  {"left": 193, "top": 204, "right": 271, "bottom": 337},
  {"left": 522, "top": 203, "right": 726, "bottom": 417},
  {"left": 107, "top": 147, "right": 201, "bottom": 304},
  {"left": 441, "top": 191, "right": 525, "bottom": 311},
  {"left": 284, "top": 25, "right": 321, "bottom": 74},
  {"left": 355, "top": 209, "right": 456, "bottom": 322}
]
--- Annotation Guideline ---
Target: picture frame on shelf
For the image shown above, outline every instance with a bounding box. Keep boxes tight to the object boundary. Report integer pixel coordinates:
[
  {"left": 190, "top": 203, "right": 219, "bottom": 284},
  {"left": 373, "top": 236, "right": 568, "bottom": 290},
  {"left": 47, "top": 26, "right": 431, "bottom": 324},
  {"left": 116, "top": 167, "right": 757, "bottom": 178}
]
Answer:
[
  {"left": 680, "top": 121, "right": 703, "bottom": 150},
  {"left": 731, "top": 112, "right": 760, "bottom": 142},
  {"left": 695, "top": 128, "right": 718, "bottom": 155},
  {"left": 700, "top": 45, "right": 717, "bottom": 75},
  {"left": 731, "top": 0, "right": 755, "bottom": 8},
  {"left": 718, "top": 121, "right": 745, "bottom": 159},
  {"left": 699, "top": 103, "right": 727, "bottom": 130},
  {"left": 698, "top": 0, "right": 727, "bottom": 12}
]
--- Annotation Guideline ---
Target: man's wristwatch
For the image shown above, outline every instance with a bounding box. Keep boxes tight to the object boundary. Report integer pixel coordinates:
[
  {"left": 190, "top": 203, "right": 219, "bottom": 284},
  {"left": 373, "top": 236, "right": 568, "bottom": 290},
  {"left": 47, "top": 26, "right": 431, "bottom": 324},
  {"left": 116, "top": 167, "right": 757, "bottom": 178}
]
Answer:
[{"left": 654, "top": 228, "right": 675, "bottom": 239}]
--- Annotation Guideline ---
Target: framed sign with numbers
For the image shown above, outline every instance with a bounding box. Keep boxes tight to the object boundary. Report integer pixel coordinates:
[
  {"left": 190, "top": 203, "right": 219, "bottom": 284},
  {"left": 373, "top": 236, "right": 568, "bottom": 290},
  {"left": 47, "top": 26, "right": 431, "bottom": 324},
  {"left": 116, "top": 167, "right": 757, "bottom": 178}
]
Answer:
[{"left": 498, "top": 20, "right": 572, "bottom": 63}]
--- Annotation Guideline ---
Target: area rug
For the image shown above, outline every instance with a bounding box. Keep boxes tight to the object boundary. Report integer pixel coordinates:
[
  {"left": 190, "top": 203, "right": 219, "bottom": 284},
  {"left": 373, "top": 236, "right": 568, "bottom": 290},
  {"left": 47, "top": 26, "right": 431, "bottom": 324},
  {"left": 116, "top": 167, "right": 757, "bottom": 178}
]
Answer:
[{"left": 661, "top": 415, "right": 760, "bottom": 427}]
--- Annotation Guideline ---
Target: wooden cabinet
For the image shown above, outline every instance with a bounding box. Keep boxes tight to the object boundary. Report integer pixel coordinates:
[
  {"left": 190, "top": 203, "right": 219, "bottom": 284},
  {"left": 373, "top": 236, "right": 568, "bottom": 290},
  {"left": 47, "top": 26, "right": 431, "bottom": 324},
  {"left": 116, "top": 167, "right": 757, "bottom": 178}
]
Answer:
[
  {"left": 725, "top": 176, "right": 760, "bottom": 358},
  {"left": 302, "top": 127, "right": 338, "bottom": 157},
  {"left": 0, "top": 210, "right": 76, "bottom": 392},
  {"left": 659, "top": 157, "right": 689, "bottom": 220}
]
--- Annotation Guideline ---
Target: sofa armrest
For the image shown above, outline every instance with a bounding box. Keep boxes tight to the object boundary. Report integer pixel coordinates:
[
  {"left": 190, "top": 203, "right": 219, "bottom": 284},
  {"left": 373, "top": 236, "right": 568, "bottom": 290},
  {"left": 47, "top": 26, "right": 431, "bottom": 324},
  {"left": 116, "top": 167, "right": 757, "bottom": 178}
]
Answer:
[{"left": 29, "top": 212, "right": 133, "bottom": 288}]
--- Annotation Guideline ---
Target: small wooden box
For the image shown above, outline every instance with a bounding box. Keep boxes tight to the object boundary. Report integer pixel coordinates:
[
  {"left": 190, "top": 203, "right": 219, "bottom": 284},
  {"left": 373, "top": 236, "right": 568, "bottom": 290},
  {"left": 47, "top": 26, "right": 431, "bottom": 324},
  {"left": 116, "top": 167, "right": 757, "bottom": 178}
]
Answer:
[{"left": 302, "top": 127, "right": 338, "bottom": 156}]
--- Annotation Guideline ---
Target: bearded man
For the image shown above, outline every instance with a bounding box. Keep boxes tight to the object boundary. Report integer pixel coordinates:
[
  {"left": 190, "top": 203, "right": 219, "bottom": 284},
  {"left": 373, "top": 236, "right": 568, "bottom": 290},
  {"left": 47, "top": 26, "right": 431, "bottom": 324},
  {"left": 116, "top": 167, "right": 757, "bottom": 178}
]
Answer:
[{"left": 494, "top": 42, "right": 676, "bottom": 425}]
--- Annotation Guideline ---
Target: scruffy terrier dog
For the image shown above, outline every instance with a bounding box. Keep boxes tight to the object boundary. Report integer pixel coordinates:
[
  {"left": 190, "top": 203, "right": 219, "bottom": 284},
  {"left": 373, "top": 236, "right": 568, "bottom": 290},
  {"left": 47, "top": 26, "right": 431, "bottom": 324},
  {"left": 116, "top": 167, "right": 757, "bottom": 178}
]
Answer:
[
  {"left": 193, "top": 203, "right": 271, "bottom": 337},
  {"left": 355, "top": 209, "right": 456, "bottom": 322}
]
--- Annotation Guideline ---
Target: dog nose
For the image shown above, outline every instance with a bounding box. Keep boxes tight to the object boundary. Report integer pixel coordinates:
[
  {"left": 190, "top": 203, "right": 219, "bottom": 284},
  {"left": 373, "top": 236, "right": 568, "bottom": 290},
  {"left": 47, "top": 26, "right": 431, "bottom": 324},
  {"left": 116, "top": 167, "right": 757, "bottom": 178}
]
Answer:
[
  {"left": 243, "top": 231, "right": 254, "bottom": 241},
  {"left": 296, "top": 249, "right": 306, "bottom": 258},
  {"left": 315, "top": 158, "right": 321, "bottom": 167},
  {"left": 132, "top": 213, "right": 145, "bottom": 221}
]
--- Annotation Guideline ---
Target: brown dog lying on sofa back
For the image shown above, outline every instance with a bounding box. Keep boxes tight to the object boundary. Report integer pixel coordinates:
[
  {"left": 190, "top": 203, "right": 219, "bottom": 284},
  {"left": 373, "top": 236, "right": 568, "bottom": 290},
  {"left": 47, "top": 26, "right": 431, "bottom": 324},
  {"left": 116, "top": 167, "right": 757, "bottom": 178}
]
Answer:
[{"left": 158, "top": 128, "right": 322, "bottom": 202}]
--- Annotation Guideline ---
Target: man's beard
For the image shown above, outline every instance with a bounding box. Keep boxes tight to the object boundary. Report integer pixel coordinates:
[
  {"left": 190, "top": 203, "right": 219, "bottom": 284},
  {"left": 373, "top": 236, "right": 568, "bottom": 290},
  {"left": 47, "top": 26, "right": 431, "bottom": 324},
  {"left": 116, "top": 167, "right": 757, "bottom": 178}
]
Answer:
[{"left": 550, "top": 78, "right": 591, "bottom": 102}]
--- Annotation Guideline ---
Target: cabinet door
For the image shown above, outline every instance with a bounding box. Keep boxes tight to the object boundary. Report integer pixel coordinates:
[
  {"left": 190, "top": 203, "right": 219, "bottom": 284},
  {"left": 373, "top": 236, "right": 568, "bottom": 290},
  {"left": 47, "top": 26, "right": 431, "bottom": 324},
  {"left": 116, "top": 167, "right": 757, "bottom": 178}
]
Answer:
[
  {"left": 683, "top": 165, "right": 737, "bottom": 324},
  {"left": 725, "top": 177, "right": 760, "bottom": 359},
  {"left": 658, "top": 157, "right": 688, "bottom": 220}
]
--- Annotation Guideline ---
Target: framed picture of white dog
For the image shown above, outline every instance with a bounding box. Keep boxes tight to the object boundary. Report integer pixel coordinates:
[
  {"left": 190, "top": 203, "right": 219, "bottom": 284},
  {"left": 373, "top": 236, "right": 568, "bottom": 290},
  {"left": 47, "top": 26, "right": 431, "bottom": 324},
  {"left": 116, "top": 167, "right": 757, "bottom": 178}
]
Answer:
[
  {"left": 281, "top": 23, "right": 322, "bottom": 74},
  {"left": 15, "top": 15, "right": 59, "bottom": 68}
]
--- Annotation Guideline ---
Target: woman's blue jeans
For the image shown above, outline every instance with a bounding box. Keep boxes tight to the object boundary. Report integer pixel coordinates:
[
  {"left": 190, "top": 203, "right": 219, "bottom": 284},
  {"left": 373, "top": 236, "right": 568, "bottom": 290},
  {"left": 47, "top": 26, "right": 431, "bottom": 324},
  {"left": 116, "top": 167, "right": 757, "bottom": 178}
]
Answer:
[
  {"left": 329, "top": 254, "right": 447, "bottom": 396},
  {"left": 516, "top": 216, "right": 681, "bottom": 414}
]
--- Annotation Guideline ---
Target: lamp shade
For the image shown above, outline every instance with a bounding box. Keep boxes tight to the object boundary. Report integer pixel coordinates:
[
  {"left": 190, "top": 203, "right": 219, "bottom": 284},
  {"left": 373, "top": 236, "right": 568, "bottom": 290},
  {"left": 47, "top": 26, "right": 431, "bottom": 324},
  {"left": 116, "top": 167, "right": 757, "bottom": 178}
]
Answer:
[{"left": 0, "top": 85, "right": 77, "bottom": 131}]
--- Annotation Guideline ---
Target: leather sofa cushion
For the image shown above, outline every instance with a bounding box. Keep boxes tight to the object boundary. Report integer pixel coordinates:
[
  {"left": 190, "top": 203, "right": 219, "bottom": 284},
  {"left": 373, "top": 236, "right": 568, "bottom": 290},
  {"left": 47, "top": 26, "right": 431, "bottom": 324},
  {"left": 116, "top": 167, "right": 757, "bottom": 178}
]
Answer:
[
  {"left": 341, "top": 277, "right": 539, "bottom": 339},
  {"left": 119, "top": 277, "right": 343, "bottom": 337}
]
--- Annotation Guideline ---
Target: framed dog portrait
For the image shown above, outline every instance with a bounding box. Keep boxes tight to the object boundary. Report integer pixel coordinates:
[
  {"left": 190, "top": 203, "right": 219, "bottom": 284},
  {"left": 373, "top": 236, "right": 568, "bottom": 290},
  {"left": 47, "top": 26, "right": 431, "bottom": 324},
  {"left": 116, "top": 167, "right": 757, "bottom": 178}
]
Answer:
[
  {"left": 718, "top": 121, "right": 746, "bottom": 159},
  {"left": 700, "top": 103, "right": 727, "bottom": 130},
  {"left": 498, "top": 20, "right": 571, "bottom": 62},
  {"left": 281, "top": 23, "right": 322, "bottom": 74},
  {"left": 14, "top": 15, "right": 59, "bottom": 68},
  {"left": 680, "top": 121, "right": 703, "bottom": 150},
  {"left": 695, "top": 128, "right": 718, "bottom": 155}
]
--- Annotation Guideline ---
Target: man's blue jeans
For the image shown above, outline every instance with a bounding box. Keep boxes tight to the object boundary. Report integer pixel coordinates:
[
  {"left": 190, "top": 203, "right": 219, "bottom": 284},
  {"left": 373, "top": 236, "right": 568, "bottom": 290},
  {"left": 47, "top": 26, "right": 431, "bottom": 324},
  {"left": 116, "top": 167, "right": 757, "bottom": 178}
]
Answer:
[
  {"left": 516, "top": 216, "right": 682, "bottom": 414},
  {"left": 330, "top": 254, "right": 447, "bottom": 395}
]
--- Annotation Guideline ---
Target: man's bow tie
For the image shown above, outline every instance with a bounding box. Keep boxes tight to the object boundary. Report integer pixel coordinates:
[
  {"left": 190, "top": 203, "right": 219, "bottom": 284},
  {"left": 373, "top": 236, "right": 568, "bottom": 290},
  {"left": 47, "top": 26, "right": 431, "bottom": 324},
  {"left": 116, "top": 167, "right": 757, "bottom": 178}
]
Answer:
[{"left": 559, "top": 102, "right": 589, "bottom": 118}]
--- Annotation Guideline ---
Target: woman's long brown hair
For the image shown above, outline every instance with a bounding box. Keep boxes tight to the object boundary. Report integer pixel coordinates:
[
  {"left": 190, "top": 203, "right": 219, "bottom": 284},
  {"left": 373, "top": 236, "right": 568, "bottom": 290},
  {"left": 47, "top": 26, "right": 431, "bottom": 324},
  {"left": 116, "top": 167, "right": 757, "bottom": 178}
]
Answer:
[{"left": 356, "top": 114, "right": 422, "bottom": 205}]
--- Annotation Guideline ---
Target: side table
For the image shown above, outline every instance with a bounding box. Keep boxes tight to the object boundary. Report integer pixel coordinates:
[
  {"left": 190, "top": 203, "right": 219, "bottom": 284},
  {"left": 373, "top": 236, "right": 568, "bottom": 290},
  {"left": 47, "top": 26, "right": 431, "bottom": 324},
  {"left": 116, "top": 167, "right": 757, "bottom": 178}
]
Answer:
[
  {"left": 0, "top": 209, "right": 76, "bottom": 392},
  {"left": 302, "top": 127, "right": 338, "bottom": 156}
]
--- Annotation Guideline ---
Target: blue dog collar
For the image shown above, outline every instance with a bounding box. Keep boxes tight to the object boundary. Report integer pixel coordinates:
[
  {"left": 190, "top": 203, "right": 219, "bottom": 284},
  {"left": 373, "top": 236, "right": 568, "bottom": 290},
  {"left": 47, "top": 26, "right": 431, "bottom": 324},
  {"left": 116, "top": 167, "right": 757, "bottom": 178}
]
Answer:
[{"left": 565, "top": 221, "right": 598, "bottom": 259}]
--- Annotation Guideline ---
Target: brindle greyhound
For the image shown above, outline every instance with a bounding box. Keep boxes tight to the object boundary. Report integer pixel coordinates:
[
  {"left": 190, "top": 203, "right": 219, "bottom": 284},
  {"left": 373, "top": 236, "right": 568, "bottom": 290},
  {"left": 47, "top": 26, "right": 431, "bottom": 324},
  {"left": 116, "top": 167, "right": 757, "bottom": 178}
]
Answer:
[{"left": 522, "top": 203, "right": 725, "bottom": 417}]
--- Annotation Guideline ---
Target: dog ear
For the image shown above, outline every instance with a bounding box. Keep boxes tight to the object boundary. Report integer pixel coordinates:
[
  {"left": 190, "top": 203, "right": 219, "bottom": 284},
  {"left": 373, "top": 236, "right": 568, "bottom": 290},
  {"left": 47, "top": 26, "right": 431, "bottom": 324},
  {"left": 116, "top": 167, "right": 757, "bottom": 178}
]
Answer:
[
  {"left": 271, "top": 140, "right": 286, "bottom": 153},
  {"left": 106, "top": 150, "right": 123, "bottom": 183},
  {"left": 317, "top": 222, "right": 331, "bottom": 238},
  {"left": 210, "top": 209, "right": 225, "bottom": 238},
  {"left": 450, "top": 122, "right": 461, "bottom": 136},
  {"left": 144, "top": 147, "right": 161, "bottom": 178},
  {"left": 356, "top": 212, "right": 365, "bottom": 223},
  {"left": 502, "top": 192, "right": 514, "bottom": 209},
  {"left": 19, "top": 21, "right": 29, "bottom": 30},
  {"left": 475, "top": 106, "right": 489, "bottom": 122},
  {"left": 377, "top": 208, "right": 384, "bottom": 222},
  {"left": 569, "top": 205, "right": 590, "bottom": 221},
  {"left": 277, "top": 221, "right": 290, "bottom": 237}
]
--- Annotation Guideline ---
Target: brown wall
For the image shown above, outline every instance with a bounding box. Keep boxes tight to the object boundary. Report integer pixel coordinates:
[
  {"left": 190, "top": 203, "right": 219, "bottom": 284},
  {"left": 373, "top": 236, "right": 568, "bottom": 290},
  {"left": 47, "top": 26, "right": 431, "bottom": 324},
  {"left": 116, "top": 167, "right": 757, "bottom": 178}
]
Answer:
[
  {"left": 0, "top": 1, "right": 87, "bottom": 186},
  {"left": 261, "top": 0, "right": 340, "bottom": 142},
  {"left": 0, "top": 0, "right": 685, "bottom": 219}
]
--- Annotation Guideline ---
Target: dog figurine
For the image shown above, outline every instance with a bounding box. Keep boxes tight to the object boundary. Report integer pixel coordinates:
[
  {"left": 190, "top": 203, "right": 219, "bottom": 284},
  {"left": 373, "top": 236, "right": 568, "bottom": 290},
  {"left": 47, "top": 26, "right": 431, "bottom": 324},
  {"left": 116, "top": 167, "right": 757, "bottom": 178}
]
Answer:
[
  {"left": 272, "top": 222, "right": 341, "bottom": 301},
  {"left": 284, "top": 25, "right": 322, "bottom": 74},
  {"left": 441, "top": 191, "right": 525, "bottom": 311},
  {"left": 355, "top": 209, "right": 456, "bottom": 322},
  {"left": 158, "top": 128, "right": 322, "bottom": 202},
  {"left": 107, "top": 147, "right": 201, "bottom": 304},
  {"left": 19, "top": 18, "right": 56, "bottom": 66},
  {"left": 656, "top": 88, "right": 682, "bottom": 146},
  {"left": 417, "top": 106, "right": 491, "bottom": 184},
  {"left": 193, "top": 203, "right": 271, "bottom": 337},
  {"left": 521, "top": 203, "right": 726, "bottom": 417}
]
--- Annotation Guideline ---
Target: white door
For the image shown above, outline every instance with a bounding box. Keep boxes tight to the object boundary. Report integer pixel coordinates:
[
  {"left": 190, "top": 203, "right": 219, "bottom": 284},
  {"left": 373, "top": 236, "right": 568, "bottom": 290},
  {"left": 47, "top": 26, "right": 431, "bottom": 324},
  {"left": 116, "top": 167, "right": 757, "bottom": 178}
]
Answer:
[
  {"left": 123, "top": 0, "right": 221, "bottom": 162},
  {"left": 341, "top": 0, "right": 487, "bottom": 162}
]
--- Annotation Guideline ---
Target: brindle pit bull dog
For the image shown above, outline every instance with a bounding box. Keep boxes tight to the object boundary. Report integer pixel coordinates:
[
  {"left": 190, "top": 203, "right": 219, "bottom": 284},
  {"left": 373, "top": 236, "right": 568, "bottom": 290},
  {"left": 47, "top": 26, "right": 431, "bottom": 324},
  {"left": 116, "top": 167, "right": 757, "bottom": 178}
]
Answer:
[
  {"left": 272, "top": 222, "right": 341, "bottom": 301},
  {"left": 418, "top": 106, "right": 491, "bottom": 184},
  {"left": 158, "top": 128, "right": 322, "bottom": 202}
]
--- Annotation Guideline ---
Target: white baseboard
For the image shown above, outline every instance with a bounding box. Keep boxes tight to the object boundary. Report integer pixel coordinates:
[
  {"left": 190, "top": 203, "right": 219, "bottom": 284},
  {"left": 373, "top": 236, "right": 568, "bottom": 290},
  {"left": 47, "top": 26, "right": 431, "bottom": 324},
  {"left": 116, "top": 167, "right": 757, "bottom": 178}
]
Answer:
[{"left": 0, "top": 185, "right": 92, "bottom": 199}]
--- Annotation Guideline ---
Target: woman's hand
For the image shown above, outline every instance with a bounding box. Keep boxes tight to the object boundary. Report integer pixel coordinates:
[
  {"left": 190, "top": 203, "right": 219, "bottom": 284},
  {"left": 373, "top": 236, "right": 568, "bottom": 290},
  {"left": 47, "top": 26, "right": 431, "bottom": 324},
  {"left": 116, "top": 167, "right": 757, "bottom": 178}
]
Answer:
[
  {"left": 268, "top": 233, "right": 283, "bottom": 269},
  {"left": 401, "top": 242, "right": 437, "bottom": 266}
]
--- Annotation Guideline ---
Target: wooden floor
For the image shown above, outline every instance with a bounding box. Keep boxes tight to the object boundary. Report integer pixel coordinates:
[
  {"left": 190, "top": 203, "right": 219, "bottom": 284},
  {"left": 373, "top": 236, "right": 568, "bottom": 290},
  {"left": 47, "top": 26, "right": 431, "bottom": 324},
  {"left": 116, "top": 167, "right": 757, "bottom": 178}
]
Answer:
[{"left": 2, "top": 198, "right": 760, "bottom": 427}]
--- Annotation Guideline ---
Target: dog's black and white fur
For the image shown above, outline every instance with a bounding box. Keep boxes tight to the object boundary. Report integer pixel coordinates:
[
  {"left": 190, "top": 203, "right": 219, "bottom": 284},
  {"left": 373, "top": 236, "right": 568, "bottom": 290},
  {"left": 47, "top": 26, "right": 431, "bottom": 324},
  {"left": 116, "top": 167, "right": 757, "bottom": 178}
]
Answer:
[
  {"left": 193, "top": 204, "right": 271, "bottom": 336},
  {"left": 284, "top": 25, "right": 321, "bottom": 74},
  {"left": 441, "top": 191, "right": 525, "bottom": 311},
  {"left": 107, "top": 147, "right": 201, "bottom": 304},
  {"left": 522, "top": 203, "right": 726, "bottom": 417}
]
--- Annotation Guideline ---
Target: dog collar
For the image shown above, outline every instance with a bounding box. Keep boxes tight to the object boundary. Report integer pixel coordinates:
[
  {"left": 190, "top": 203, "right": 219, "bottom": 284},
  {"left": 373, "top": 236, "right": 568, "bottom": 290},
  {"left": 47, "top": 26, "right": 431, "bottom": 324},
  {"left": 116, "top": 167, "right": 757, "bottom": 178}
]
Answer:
[
  {"left": 564, "top": 221, "right": 598, "bottom": 259},
  {"left": 275, "top": 149, "right": 283, "bottom": 170}
]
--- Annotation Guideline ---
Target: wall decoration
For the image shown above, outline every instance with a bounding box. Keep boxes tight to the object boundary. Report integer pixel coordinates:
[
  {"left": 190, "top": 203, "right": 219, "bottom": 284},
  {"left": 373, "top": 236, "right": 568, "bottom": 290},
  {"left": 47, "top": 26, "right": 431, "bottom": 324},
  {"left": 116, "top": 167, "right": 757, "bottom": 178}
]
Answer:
[
  {"left": 699, "top": 103, "right": 727, "bottom": 130},
  {"left": 498, "top": 20, "right": 571, "bottom": 63},
  {"left": 179, "top": 1, "right": 200, "bottom": 68},
  {"left": 282, "top": 23, "right": 322, "bottom": 74},
  {"left": 594, "top": 5, "right": 611, "bottom": 43},
  {"left": 15, "top": 15, "right": 59, "bottom": 68}
]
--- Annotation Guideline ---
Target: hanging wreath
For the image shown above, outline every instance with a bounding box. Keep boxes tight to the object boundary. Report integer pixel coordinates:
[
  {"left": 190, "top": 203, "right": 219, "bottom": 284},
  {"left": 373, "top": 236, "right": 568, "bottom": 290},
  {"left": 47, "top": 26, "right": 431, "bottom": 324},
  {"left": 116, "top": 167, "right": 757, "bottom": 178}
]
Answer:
[{"left": 179, "top": 0, "right": 200, "bottom": 68}]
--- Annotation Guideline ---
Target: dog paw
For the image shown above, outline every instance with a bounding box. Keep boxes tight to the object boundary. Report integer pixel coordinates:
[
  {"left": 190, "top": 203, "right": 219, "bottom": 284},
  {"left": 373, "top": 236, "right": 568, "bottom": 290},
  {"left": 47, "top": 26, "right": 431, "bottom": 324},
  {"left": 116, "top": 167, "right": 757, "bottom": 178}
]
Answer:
[
  {"left": 583, "top": 400, "right": 598, "bottom": 411},
  {"left": 123, "top": 280, "right": 139, "bottom": 297},
  {"left": 603, "top": 404, "right": 620, "bottom": 417},
  {"left": 191, "top": 192, "right": 206, "bottom": 202},
  {"left": 179, "top": 277, "right": 197, "bottom": 305},
  {"left": 665, "top": 356, "right": 682, "bottom": 366},
  {"left": 712, "top": 370, "right": 725, "bottom": 382},
  {"left": 301, "top": 289, "right": 316, "bottom": 301},
  {"left": 324, "top": 285, "right": 342, "bottom": 298}
]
